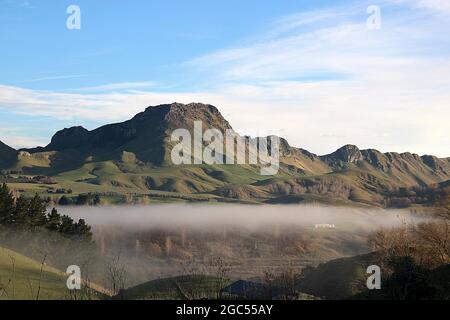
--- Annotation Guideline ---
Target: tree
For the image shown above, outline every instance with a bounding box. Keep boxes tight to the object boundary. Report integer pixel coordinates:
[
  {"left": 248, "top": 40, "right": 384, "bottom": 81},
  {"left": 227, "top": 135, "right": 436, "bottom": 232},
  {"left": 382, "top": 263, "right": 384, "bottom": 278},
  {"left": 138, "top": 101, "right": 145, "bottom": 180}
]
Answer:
[
  {"left": 93, "top": 195, "right": 101, "bottom": 206},
  {"left": 106, "top": 252, "right": 127, "bottom": 297},
  {"left": 0, "top": 183, "right": 14, "bottom": 225},
  {"left": 10, "top": 196, "right": 29, "bottom": 226},
  {"left": 46, "top": 208, "right": 61, "bottom": 231},
  {"left": 208, "top": 257, "right": 231, "bottom": 299},
  {"left": 27, "top": 195, "right": 47, "bottom": 227},
  {"left": 369, "top": 220, "right": 450, "bottom": 269},
  {"left": 58, "top": 195, "right": 72, "bottom": 206},
  {"left": 0, "top": 183, "right": 92, "bottom": 241},
  {"left": 59, "top": 215, "right": 75, "bottom": 235},
  {"left": 74, "top": 219, "right": 92, "bottom": 238},
  {"left": 381, "top": 256, "right": 433, "bottom": 300},
  {"left": 76, "top": 194, "right": 89, "bottom": 205}
]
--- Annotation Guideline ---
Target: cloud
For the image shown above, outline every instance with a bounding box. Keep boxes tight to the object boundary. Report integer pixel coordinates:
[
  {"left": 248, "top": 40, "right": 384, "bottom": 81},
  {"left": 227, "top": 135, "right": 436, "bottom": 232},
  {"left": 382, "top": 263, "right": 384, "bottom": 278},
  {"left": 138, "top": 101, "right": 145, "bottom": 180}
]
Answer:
[
  {"left": 0, "top": 2, "right": 449, "bottom": 157},
  {"left": 0, "top": 84, "right": 219, "bottom": 122},
  {"left": 72, "top": 81, "right": 158, "bottom": 93},
  {"left": 182, "top": 2, "right": 450, "bottom": 157},
  {"left": 17, "top": 74, "right": 89, "bottom": 84},
  {"left": 0, "top": 128, "right": 47, "bottom": 149},
  {"left": 391, "top": 0, "right": 450, "bottom": 15}
]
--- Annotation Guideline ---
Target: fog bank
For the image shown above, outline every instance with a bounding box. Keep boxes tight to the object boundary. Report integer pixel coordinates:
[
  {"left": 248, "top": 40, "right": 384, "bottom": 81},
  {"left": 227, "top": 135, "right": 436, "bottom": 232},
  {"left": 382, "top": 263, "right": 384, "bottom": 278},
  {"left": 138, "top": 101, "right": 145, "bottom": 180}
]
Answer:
[{"left": 63, "top": 204, "right": 426, "bottom": 231}]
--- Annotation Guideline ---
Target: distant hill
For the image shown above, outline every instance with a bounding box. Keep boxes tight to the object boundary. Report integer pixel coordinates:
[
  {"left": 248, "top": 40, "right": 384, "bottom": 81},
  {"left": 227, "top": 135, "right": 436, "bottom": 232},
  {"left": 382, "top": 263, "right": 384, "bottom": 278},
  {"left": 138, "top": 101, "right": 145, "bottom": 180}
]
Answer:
[
  {"left": 0, "top": 141, "right": 17, "bottom": 168},
  {"left": 1, "top": 102, "right": 449, "bottom": 206}
]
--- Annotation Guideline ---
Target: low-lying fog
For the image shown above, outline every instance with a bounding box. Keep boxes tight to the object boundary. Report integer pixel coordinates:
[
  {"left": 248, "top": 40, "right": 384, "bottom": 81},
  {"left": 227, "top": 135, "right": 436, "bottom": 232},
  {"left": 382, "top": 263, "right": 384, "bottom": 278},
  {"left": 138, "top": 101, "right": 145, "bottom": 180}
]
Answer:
[
  {"left": 59, "top": 205, "right": 431, "bottom": 282},
  {"left": 63, "top": 204, "right": 424, "bottom": 231}
]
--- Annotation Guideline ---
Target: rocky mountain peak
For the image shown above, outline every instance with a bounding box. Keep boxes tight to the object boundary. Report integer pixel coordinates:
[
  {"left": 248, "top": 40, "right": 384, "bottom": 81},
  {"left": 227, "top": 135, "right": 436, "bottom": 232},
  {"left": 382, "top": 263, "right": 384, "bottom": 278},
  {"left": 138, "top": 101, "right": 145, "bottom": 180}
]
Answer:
[
  {"left": 164, "top": 102, "right": 233, "bottom": 132},
  {"left": 47, "top": 126, "right": 90, "bottom": 151},
  {"left": 321, "top": 144, "right": 363, "bottom": 165}
]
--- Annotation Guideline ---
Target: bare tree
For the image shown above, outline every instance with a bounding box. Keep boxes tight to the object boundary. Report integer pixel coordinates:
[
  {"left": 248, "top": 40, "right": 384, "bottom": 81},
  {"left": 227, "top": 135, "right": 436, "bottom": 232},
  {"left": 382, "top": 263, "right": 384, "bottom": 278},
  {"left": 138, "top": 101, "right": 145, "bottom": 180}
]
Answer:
[
  {"left": 35, "top": 254, "right": 47, "bottom": 300},
  {"left": 262, "top": 267, "right": 302, "bottom": 300},
  {"left": 208, "top": 257, "right": 231, "bottom": 299},
  {"left": 106, "top": 251, "right": 128, "bottom": 297},
  {"left": 369, "top": 219, "right": 450, "bottom": 270},
  {"left": 176, "top": 258, "right": 207, "bottom": 300},
  {"left": 416, "top": 220, "right": 450, "bottom": 266}
]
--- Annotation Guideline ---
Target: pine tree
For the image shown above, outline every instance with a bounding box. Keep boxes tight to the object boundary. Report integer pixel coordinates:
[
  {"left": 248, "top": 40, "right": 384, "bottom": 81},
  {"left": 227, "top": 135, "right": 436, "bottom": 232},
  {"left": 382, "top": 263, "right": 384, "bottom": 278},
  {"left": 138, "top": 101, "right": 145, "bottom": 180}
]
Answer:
[
  {"left": 58, "top": 195, "right": 72, "bottom": 206},
  {"left": 74, "top": 218, "right": 92, "bottom": 238},
  {"left": 0, "top": 184, "right": 92, "bottom": 241},
  {"left": 0, "top": 183, "right": 14, "bottom": 225},
  {"left": 28, "top": 194, "right": 48, "bottom": 227},
  {"left": 59, "top": 215, "right": 75, "bottom": 235},
  {"left": 10, "top": 196, "right": 29, "bottom": 226},
  {"left": 47, "top": 208, "right": 61, "bottom": 231}
]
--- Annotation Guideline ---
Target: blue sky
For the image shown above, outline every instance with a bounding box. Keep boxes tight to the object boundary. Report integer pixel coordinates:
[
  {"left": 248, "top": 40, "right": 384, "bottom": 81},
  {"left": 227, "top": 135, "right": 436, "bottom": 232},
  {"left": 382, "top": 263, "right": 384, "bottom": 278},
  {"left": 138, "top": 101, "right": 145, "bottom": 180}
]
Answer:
[
  {"left": 0, "top": 0, "right": 449, "bottom": 157},
  {"left": 1, "top": 0, "right": 329, "bottom": 90}
]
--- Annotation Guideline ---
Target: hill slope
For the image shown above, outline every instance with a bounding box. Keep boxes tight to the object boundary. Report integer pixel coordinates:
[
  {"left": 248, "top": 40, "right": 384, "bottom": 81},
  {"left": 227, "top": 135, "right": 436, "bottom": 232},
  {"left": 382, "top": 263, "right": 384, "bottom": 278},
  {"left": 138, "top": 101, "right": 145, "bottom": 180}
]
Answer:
[
  {"left": 0, "top": 246, "right": 68, "bottom": 300},
  {"left": 0, "top": 141, "right": 17, "bottom": 168},
  {"left": 116, "top": 275, "right": 229, "bottom": 300}
]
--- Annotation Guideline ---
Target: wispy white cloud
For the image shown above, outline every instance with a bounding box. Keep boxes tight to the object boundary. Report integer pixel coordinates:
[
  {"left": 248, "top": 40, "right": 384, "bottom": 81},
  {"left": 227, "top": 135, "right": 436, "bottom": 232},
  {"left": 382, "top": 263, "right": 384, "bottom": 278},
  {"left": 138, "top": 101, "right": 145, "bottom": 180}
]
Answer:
[
  {"left": 0, "top": 84, "right": 218, "bottom": 122},
  {"left": 71, "top": 81, "right": 158, "bottom": 92},
  {"left": 0, "top": 127, "right": 47, "bottom": 149},
  {"left": 390, "top": 0, "right": 450, "bottom": 15},
  {"left": 17, "top": 74, "right": 89, "bottom": 84}
]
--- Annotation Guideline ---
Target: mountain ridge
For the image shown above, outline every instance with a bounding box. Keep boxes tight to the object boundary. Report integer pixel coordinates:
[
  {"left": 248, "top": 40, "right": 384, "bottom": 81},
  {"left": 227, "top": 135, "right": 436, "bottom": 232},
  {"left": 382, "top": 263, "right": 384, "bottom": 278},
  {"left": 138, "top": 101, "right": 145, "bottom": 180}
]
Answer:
[{"left": 1, "top": 102, "right": 449, "bottom": 206}]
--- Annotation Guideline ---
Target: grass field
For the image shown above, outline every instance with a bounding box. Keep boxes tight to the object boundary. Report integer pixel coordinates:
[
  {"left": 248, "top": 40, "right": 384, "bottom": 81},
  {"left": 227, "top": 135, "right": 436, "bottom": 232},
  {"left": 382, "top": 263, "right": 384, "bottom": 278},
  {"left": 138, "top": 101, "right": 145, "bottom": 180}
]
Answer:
[{"left": 0, "top": 246, "right": 69, "bottom": 300}]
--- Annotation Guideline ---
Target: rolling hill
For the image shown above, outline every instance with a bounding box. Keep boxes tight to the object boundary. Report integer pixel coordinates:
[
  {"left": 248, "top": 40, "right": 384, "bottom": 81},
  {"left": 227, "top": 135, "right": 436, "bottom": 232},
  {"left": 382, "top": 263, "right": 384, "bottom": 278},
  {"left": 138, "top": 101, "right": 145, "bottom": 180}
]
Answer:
[
  {"left": 0, "top": 102, "right": 449, "bottom": 206},
  {"left": 0, "top": 246, "right": 68, "bottom": 300},
  {"left": 297, "top": 252, "right": 450, "bottom": 300}
]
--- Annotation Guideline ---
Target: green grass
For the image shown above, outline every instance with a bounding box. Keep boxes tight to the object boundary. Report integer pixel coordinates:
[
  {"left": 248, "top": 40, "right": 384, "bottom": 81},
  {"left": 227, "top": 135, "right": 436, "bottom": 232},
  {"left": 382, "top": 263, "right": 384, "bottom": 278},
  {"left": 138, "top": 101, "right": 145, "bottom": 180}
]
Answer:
[
  {"left": 0, "top": 246, "right": 69, "bottom": 300},
  {"left": 119, "top": 275, "right": 232, "bottom": 300},
  {"left": 4, "top": 144, "right": 449, "bottom": 207}
]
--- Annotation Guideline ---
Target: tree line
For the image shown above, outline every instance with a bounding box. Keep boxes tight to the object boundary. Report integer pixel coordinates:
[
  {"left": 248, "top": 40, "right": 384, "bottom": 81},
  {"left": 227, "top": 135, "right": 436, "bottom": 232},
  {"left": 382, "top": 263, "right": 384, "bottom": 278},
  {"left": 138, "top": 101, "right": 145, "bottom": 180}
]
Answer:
[{"left": 0, "top": 183, "right": 92, "bottom": 240}]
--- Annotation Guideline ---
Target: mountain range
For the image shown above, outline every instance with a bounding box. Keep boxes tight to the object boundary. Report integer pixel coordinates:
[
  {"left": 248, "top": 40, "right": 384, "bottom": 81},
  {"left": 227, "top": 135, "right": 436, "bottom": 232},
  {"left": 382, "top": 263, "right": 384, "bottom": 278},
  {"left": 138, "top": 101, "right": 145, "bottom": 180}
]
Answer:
[{"left": 1, "top": 102, "right": 449, "bottom": 206}]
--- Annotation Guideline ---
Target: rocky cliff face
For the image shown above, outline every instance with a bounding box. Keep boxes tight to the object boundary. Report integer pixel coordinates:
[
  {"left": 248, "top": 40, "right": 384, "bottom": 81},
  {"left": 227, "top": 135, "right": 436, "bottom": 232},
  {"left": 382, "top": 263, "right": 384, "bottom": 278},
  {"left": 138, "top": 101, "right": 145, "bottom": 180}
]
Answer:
[
  {"left": 321, "top": 145, "right": 364, "bottom": 167},
  {"left": 13, "top": 102, "right": 450, "bottom": 178},
  {"left": 39, "top": 103, "right": 234, "bottom": 165}
]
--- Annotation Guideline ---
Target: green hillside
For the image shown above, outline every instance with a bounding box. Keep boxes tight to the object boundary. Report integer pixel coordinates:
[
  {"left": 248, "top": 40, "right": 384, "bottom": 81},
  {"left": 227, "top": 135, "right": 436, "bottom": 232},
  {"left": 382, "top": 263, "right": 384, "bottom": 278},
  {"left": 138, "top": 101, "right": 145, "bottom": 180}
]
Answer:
[{"left": 0, "top": 246, "right": 68, "bottom": 300}]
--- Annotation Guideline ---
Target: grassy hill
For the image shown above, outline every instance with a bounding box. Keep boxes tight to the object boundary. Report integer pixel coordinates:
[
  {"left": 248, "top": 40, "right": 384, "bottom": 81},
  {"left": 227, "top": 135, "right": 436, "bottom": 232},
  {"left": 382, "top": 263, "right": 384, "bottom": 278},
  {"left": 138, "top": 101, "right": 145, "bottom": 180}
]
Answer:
[
  {"left": 0, "top": 246, "right": 110, "bottom": 300},
  {"left": 297, "top": 252, "right": 381, "bottom": 300},
  {"left": 0, "top": 246, "right": 69, "bottom": 300},
  {"left": 116, "top": 275, "right": 231, "bottom": 300}
]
